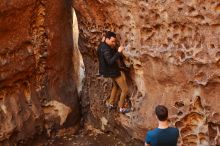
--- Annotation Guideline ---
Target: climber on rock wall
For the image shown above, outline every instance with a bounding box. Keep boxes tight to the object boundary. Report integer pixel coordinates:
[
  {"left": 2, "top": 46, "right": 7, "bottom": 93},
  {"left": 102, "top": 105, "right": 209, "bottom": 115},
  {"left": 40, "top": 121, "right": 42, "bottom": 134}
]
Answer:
[
  {"left": 145, "top": 105, "right": 179, "bottom": 146},
  {"left": 97, "top": 31, "right": 130, "bottom": 113}
]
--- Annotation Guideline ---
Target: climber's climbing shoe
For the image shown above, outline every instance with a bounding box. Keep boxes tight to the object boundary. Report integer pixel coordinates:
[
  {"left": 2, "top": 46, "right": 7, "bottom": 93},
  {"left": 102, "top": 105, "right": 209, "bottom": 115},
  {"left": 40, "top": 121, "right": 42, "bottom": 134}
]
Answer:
[
  {"left": 119, "top": 107, "right": 131, "bottom": 114},
  {"left": 105, "top": 102, "right": 114, "bottom": 109}
]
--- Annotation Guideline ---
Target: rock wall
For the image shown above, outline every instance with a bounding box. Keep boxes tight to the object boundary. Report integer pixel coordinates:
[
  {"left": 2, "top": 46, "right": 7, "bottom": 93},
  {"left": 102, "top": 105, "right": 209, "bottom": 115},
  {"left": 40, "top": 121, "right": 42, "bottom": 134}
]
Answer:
[
  {"left": 73, "top": 0, "right": 220, "bottom": 145},
  {"left": 0, "top": 0, "right": 80, "bottom": 145}
]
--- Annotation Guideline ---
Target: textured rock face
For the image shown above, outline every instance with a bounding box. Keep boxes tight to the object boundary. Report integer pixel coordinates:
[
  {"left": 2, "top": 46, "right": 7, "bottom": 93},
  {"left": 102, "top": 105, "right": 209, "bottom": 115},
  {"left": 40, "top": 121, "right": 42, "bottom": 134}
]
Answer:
[
  {"left": 0, "top": 0, "right": 80, "bottom": 145},
  {"left": 73, "top": 0, "right": 220, "bottom": 145}
]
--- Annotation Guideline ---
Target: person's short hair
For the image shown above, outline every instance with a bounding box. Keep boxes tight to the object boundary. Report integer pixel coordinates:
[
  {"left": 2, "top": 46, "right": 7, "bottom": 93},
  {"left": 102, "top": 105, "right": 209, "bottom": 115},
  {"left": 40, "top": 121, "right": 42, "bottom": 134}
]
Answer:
[
  {"left": 105, "top": 31, "right": 116, "bottom": 39},
  {"left": 155, "top": 105, "right": 168, "bottom": 121}
]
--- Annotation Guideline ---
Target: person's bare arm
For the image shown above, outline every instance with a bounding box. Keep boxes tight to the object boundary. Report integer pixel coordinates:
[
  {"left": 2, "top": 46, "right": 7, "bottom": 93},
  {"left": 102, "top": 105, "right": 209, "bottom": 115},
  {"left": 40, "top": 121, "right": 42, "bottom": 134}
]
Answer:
[{"left": 145, "top": 143, "right": 150, "bottom": 146}]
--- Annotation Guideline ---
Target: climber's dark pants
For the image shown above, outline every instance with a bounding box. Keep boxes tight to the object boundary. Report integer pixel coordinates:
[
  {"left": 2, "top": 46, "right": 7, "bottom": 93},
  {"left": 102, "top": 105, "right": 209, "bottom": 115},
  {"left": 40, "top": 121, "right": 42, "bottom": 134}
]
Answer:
[{"left": 108, "top": 71, "right": 128, "bottom": 108}]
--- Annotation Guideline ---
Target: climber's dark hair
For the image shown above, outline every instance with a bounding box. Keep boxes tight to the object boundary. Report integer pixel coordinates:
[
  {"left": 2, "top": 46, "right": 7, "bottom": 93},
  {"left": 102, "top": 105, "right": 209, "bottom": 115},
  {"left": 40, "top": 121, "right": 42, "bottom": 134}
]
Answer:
[
  {"left": 155, "top": 105, "right": 168, "bottom": 121},
  {"left": 105, "top": 31, "right": 116, "bottom": 39}
]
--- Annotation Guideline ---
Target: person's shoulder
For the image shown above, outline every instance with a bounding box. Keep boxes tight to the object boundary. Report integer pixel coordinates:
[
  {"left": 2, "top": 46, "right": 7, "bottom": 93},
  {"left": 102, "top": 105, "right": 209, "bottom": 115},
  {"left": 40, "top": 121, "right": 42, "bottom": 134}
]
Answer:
[
  {"left": 168, "top": 127, "right": 179, "bottom": 135},
  {"left": 168, "top": 127, "right": 178, "bottom": 131},
  {"left": 101, "top": 43, "right": 110, "bottom": 51},
  {"left": 147, "top": 128, "right": 159, "bottom": 136},
  {"left": 98, "top": 42, "right": 105, "bottom": 48},
  {"left": 97, "top": 42, "right": 104, "bottom": 49},
  {"left": 100, "top": 42, "right": 108, "bottom": 47}
]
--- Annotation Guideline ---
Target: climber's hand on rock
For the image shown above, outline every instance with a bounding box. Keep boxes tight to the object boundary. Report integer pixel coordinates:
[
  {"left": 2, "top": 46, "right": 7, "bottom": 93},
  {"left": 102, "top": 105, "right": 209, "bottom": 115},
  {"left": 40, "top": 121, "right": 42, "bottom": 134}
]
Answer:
[
  {"left": 101, "top": 36, "right": 105, "bottom": 42},
  {"left": 118, "top": 45, "right": 124, "bottom": 53}
]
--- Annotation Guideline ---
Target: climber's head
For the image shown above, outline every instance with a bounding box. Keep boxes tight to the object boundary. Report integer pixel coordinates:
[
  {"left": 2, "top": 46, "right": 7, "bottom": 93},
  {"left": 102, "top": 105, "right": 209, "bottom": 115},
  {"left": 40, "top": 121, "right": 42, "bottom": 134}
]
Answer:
[
  {"left": 155, "top": 105, "right": 168, "bottom": 121},
  {"left": 105, "top": 31, "right": 116, "bottom": 48}
]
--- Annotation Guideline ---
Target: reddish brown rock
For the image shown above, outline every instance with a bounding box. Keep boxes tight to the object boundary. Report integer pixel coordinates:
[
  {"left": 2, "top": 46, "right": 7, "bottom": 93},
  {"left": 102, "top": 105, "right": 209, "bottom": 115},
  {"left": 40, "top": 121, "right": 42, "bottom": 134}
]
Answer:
[
  {"left": 73, "top": 0, "right": 220, "bottom": 145},
  {"left": 0, "top": 0, "right": 80, "bottom": 145}
]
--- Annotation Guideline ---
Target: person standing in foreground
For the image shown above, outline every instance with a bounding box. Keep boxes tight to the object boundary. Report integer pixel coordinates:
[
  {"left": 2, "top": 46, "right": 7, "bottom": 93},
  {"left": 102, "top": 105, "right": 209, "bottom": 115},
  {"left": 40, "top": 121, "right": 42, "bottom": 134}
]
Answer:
[
  {"left": 97, "top": 31, "right": 130, "bottom": 113},
  {"left": 145, "top": 105, "right": 179, "bottom": 146}
]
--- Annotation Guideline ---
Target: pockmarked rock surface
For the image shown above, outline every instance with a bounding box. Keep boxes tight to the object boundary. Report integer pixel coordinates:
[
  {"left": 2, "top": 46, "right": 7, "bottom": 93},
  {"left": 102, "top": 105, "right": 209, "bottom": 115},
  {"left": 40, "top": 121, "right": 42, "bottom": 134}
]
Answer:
[
  {"left": 73, "top": 0, "right": 220, "bottom": 145},
  {"left": 0, "top": 0, "right": 80, "bottom": 145}
]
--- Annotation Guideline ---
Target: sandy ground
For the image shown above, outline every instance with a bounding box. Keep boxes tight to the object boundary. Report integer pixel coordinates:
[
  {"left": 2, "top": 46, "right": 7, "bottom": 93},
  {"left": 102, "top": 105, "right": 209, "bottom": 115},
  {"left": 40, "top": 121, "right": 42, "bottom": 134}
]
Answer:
[{"left": 24, "top": 126, "right": 144, "bottom": 146}]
